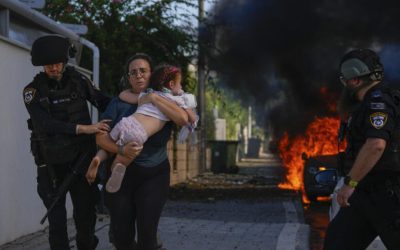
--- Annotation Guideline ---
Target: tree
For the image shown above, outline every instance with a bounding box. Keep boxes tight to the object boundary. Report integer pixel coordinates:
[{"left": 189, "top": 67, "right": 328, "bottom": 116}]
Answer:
[
  {"left": 41, "top": 0, "right": 198, "bottom": 95},
  {"left": 41, "top": 1, "right": 251, "bottom": 142},
  {"left": 205, "top": 77, "right": 248, "bottom": 140}
]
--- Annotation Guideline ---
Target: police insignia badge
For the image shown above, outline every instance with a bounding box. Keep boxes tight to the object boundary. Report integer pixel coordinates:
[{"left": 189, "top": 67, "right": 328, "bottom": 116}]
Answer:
[
  {"left": 370, "top": 112, "right": 387, "bottom": 129},
  {"left": 24, "top": 88, "right": 36, "bottom": 104}
]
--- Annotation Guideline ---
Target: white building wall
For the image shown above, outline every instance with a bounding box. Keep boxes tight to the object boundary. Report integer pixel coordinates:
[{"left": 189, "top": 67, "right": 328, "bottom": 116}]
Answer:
[
  {"left": 214, "top": 118, "right": 226, "bottom": 140},
  {"left": 0, "top": 36, "right": 73, "bottom": 244}
]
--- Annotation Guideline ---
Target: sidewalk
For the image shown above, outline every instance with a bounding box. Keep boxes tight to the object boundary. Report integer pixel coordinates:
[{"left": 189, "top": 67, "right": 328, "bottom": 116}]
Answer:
[{"left": 0, "top": 156, "right": 310, "bottom": 250}]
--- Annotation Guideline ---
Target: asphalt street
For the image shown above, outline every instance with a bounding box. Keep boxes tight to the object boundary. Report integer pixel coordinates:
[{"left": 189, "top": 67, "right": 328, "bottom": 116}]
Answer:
[{"left": 0, "top": 155, "right": 311, "bottom": 250}]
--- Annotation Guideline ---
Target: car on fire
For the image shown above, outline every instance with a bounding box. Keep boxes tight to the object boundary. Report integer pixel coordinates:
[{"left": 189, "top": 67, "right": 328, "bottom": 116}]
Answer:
[{"left": 302, "top": 153, "right": 338, "bottom": 201}]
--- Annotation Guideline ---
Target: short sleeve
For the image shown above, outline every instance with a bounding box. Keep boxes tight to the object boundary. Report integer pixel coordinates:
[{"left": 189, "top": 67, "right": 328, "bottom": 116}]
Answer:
[{"left": 364, "top": 92, "right": 396, "bottom": 141}]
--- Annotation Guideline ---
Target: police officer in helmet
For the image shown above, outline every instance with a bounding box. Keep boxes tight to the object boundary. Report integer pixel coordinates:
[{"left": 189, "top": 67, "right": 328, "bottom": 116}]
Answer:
[
  {"left": 23, "top": 35, "right": 110, "bottom": 249},
  {"left": 324, "top": 48, "right": 400, "bottom": 249}
]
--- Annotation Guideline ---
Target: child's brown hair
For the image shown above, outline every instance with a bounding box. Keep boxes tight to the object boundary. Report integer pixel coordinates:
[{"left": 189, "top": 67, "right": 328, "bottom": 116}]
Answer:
[{"left": 148, "top": 65, "right": 181, "bottom": 91}]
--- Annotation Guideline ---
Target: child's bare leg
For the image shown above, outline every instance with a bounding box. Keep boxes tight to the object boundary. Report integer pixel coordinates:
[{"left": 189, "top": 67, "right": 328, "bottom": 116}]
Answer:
[
  {"left": 86, "top": 149, "right": 109, "bottom": 184},
  {"left": 106, "top": 154, "right": 135, "bottom": 193},
  {"left": 111, "top": 154, "right": 134, "bottom": 170}
]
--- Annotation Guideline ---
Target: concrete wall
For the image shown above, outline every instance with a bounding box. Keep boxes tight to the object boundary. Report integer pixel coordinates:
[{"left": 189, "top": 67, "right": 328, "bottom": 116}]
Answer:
[
  {"left": 0, "top": 36, "right": 49, "bottom": 244},
  {"left": 168, "top": 140, "right": 201, "bottom": 185}
]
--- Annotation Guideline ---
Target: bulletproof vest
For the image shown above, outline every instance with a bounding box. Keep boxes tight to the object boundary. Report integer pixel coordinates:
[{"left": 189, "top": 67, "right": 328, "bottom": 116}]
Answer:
[
  {"left": 36, "top": 68, "right": 91, "bottom": 125},
  {"left": 346, "top": 87, "right": 400, "bottom": 173},
  {"left": 31, "top": 67, "right": 93, "bottom": 164}
]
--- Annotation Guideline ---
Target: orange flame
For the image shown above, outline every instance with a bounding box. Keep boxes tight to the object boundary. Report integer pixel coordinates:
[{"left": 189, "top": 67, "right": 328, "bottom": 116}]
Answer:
[{"left": 278, "top": 117, "right": 345, "bottom": 203}]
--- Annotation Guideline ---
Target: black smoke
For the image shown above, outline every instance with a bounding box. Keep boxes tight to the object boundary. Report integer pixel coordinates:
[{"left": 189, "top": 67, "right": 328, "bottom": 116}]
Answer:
[{"left": 205, "top": 0, "right": 400, "bottom": 139}]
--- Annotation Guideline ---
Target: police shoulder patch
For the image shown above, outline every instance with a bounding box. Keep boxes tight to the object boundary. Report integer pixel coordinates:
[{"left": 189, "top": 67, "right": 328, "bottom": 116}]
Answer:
[
  {"left": 370, "top": 112, "right": 387, "bottom": 129},
  {"left": 24, "top": 87, "right": 36, "bottom": 104}
]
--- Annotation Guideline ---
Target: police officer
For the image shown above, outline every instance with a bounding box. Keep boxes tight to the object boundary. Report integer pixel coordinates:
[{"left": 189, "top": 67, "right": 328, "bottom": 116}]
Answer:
[
  {"left": 324, "top": 49, "right": 400, "bottom": 249},
  {"left": 23, "top": 35, "right": 111, "bottom": 250}
]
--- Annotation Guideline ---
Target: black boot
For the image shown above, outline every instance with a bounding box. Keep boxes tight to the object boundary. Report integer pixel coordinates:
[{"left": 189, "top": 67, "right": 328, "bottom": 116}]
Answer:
[
  {"left": 76, "top": 235, "right": 99, "bottom": 250},
  {"left": 114, "top": 241, "right": 137, "bottom": 250}
]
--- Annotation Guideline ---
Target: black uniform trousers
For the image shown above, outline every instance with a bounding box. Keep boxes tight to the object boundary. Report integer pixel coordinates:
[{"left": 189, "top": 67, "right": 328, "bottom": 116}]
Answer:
[
  {"left": 105, "top": 160, "right": 170, "bottom": 250},
  {"left": 37, "top": 155, "right": 99, "bottom": 250},
  {"left": 324, "top": 176, "right": 400, "bottom": 250}
]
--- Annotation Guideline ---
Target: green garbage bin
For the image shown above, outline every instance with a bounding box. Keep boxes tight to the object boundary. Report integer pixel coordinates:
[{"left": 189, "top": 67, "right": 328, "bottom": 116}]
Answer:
[
  {"left": 247, "top": 138, "right": 261, "bottom": 158},
  {"left": 208, "top": 140, "right": 239, "bottom": 174}
]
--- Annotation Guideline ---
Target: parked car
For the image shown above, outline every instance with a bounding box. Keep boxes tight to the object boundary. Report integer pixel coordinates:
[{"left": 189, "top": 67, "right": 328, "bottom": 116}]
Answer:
[{"left": 302, "top": 153, "right": 338, "bottom": 201}]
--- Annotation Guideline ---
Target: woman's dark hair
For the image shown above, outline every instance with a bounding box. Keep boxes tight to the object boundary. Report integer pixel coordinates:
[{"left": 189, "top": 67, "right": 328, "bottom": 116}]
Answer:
[
  {"left": 119, "top": 53, "right": 154, "bottom": 91},
  {"left": 124, "top": 53, "right": 154, "bottom": 74},
  {"left": 149, "top": 65, "right": 181, "bottom": 91}
]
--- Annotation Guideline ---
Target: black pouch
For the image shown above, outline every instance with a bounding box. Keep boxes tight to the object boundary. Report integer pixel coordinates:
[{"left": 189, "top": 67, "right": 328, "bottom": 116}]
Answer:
[
  {"left": 36, "top": 166, "right": 56, "bottom": 202},
  {"left": 31, "top": 139, "right": 39, "bottom": 156},
  {"left": 43, "top": 135, "right": 79, "bottom": 164},
  {"left": 30, "top": 135, "right": 46, "bottom": 166}
]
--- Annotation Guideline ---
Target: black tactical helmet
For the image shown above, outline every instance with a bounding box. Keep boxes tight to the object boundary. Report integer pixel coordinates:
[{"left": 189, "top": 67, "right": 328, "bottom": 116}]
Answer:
[
  {"left": 339, "top": 48, "right": 384, "bottom": 84},
  {"left": 31, "top": 35, "right": 74, "bottom": 66}
]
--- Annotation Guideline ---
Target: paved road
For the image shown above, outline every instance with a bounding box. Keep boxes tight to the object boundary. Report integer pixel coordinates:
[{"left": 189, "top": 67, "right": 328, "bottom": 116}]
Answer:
[{"left": 0, "top": 155, "right": 310, "bottom": 250}]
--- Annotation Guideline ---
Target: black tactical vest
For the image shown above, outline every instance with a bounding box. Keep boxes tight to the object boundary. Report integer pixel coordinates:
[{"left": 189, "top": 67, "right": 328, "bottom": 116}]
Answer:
[
  {"left": 38, "top": 69, "right": 91, "bottom": 125},
  {"left": 32, "top": 67, "right": 94, "bottom": 164}
]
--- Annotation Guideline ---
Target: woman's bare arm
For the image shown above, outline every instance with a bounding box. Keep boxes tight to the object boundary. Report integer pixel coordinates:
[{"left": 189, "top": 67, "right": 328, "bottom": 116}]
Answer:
[
  {"left": 96, "top": 133, "right": 142, "bottom": 159},
  {"left": 119, "top": 89, "right": 139, "bottom": 104},
  {"left": 185, "top": 109, "right": 198, "bottom": 124},
  {"left": 140, "top": 93, "right": 189, "bottom": 126}
]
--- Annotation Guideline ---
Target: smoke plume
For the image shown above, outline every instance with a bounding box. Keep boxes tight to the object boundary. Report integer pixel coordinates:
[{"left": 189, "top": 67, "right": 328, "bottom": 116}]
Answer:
[{"left": 206, "top": 0, "right": 400, "bottom": 139}]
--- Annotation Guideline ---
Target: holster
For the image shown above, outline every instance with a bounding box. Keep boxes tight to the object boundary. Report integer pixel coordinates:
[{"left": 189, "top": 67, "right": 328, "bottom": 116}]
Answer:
[
  {"left": 36, "top": 164, "right": 57, "bottom": 194},
  {"left": 30, "top": 132, "right": 58, "bottom": 189},
  {"left": 30, "top": 133, "right": 45, "bottom": 166}
]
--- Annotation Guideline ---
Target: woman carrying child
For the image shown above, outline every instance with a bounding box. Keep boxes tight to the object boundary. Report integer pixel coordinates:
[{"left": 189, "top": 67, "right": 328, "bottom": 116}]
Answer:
[{"left": 86, "top": 53, "right": 194, "bottom": 250}]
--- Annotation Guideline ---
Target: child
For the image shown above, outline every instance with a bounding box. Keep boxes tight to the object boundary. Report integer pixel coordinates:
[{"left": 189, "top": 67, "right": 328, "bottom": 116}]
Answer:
[{"left": 86, "top": 65, "right": 197, "bottom": 193}]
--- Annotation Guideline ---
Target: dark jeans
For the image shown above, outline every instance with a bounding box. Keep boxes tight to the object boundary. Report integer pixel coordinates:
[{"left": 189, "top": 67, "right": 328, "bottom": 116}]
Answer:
[
  {"left": 37, "top": 162, "right": 99, "bottom": 250},
  {"left": 324, "top": 177, "right": 400, "bottom": 250},
  {"left": 105, "top": 160, "right": 170, "bottom": 250}
]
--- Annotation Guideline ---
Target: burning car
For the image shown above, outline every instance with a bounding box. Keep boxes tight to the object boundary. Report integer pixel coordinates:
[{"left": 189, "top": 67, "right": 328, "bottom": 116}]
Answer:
[{"left": 302, "top": 153, "right": 338, "bottom": 201}]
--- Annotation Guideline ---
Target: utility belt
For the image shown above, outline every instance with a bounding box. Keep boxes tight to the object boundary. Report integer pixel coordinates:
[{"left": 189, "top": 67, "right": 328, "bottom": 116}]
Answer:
[{"left": 358, "top": 173, "right": 400, "bottom": 204}]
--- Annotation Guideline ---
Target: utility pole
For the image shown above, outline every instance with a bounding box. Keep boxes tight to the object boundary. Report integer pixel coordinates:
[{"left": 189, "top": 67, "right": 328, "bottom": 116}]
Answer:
[
  {"left": 248, "top": 106, "right": 252, "bottom": 138},
  {"left": 198, "top": 0, "right": 206, "bottom": 172}
]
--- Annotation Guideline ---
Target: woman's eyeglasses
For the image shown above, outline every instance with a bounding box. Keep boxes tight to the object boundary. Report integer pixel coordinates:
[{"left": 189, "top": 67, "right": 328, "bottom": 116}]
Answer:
[{"left": 127, "top": 68, "right": 149, "bottom": 77}]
